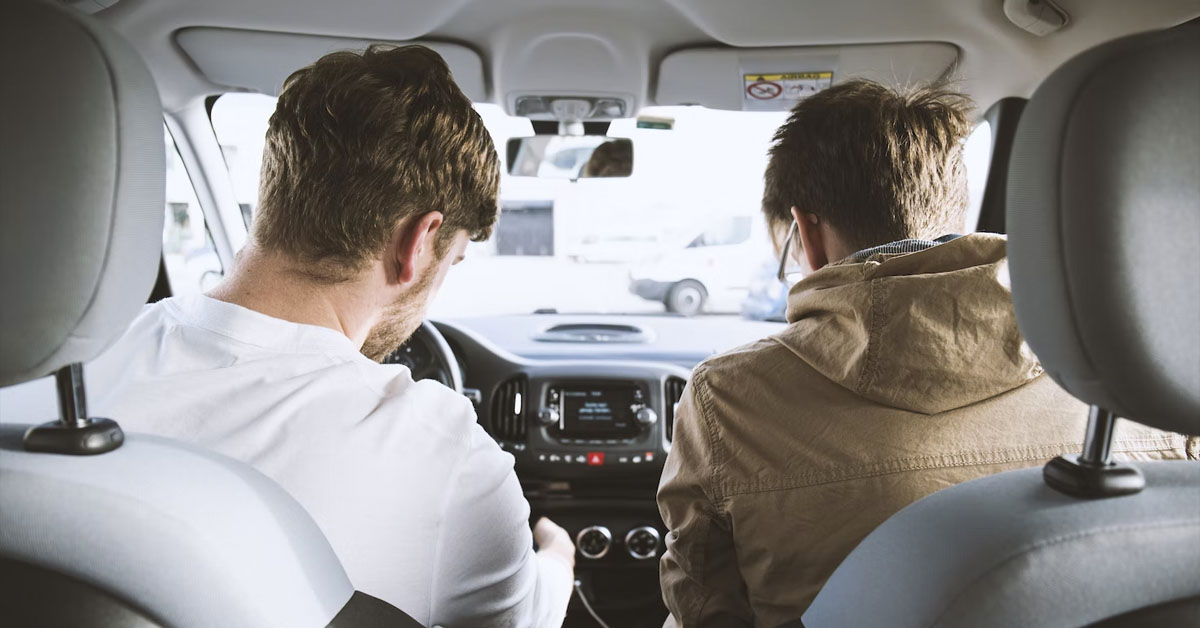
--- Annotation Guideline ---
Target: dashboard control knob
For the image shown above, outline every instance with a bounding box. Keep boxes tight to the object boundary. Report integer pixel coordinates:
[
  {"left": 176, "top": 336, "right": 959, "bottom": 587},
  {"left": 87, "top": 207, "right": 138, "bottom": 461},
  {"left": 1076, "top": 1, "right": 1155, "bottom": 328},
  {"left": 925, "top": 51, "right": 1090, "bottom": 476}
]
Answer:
[
  {"left": 635, "top": 407, "right": 658, "bottom": 426},
  {"left": 576, "top": 526, "right": 613, "bottom": 560},
  {"left": 625, "top": 526, "right": 661, "bottom": 560},
  {"left": 537, "top": 408, "right": 560, "bottom": 427}
]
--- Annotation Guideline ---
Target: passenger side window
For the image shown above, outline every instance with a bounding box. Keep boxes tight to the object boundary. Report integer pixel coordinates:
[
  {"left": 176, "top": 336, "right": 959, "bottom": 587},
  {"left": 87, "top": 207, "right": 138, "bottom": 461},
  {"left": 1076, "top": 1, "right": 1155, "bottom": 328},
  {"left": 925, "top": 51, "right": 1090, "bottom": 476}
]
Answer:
[{"left": 163, "top": 127, "right": 223, "bottom": 295}]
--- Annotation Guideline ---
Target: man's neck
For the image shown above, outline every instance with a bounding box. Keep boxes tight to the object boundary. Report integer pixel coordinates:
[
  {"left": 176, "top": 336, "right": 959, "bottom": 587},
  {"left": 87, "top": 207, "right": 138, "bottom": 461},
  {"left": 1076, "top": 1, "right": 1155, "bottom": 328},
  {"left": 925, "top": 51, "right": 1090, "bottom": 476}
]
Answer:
[{"left": 206, "top": 246, "right": 378, "bottom": 349}]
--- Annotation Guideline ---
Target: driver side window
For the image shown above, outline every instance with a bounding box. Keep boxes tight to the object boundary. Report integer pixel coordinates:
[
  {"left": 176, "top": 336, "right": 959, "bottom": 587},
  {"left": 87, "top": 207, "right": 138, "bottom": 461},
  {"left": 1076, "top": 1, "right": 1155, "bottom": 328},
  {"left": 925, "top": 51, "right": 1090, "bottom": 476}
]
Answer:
[{"left": 163, "top": 127, "right": 223, "bottom": 295}]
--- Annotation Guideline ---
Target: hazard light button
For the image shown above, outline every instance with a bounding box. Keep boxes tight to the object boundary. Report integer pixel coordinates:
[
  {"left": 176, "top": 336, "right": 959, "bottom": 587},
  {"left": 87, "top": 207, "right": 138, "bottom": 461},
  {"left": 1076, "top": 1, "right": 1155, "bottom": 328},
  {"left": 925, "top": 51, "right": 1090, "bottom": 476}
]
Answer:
[{"left": 586, "top": 452, "right": 605, "bottom": 466}]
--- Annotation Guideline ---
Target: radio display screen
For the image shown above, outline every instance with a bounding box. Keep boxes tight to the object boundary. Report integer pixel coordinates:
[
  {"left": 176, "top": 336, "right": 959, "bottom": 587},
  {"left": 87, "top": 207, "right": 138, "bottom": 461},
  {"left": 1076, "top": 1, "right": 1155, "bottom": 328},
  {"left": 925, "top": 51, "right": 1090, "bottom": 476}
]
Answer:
[{"left": 560, "top": 386, "right": 638, "bottom": 436}]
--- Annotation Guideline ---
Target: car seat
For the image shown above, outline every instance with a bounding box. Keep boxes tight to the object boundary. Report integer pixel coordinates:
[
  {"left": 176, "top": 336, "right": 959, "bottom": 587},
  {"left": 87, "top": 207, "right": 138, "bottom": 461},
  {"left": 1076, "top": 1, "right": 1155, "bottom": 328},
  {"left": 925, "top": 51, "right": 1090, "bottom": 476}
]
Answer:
[
  {"left": 0, "top": 2, "right": 423, "bottom": 626},
  {"left": 798, "top": 18, "right": 1199, "bottom": 628}
]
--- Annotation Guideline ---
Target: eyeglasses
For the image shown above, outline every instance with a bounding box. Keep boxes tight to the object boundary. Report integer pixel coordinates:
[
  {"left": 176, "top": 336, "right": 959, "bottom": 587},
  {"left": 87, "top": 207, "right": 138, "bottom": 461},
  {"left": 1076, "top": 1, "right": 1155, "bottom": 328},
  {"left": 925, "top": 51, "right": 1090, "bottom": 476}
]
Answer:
[{"left": 777, "top": 219, "right": 800, "bottom": 282}]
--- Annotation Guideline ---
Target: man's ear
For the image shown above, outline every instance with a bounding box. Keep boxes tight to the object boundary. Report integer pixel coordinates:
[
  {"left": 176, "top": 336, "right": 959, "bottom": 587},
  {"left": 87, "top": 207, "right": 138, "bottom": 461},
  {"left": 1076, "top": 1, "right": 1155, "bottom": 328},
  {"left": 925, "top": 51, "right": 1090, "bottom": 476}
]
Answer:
[
  {"left": 791, "top": 207, "right": 828, "bottom": 271},
  {"left": 386, "top": 211, "right": 445, "bottom": 285}
]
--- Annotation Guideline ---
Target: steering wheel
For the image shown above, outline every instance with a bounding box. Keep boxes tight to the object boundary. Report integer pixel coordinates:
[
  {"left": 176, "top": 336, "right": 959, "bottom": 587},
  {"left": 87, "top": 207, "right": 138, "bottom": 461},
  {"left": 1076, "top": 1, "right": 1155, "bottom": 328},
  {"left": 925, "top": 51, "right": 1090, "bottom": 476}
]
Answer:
[{"left": 382, "top": 321, "right": 464, "bottom": 393}]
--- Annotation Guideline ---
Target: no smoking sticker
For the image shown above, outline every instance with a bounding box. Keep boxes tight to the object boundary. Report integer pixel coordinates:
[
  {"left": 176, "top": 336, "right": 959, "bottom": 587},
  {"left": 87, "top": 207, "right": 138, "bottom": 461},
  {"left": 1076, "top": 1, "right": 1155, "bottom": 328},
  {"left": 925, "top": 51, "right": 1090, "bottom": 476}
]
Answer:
[
  {"left": 746, "top": 80, "right": 783, "bottom": 100},
  {"left": 742, "top": 71, "right": 834, "bottom": 111}
]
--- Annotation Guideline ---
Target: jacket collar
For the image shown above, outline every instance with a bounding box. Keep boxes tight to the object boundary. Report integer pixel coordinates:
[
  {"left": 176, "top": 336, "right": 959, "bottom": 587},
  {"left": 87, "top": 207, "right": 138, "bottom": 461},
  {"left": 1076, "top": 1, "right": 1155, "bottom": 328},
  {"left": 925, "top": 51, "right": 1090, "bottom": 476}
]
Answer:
[{"left": 776, "top": 233, "right": 1043, "bottom": 414}]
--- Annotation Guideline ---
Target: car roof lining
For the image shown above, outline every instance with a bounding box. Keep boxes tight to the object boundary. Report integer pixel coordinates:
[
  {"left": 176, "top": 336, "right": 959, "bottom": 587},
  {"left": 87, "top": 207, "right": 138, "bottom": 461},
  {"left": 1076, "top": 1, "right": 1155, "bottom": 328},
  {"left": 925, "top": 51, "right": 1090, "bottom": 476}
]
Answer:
[{"left": 96, "top": 0, "right": 1200, "bottom": 116}]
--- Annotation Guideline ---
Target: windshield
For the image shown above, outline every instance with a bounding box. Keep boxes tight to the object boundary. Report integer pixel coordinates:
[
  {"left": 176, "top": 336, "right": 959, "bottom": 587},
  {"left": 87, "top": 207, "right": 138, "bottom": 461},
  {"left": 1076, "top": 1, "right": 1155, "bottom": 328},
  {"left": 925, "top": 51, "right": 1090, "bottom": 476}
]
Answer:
[{"left": 210, "top": 94, "right": 989, "bottom": 321}]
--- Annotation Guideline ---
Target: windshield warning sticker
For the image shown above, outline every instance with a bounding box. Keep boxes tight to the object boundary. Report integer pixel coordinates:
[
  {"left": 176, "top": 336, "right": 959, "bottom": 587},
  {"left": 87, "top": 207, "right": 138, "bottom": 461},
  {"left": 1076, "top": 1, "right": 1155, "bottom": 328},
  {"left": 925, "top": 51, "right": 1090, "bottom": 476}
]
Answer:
[{"left": 742, "top": 72, "right": 834, "bottom": 111}]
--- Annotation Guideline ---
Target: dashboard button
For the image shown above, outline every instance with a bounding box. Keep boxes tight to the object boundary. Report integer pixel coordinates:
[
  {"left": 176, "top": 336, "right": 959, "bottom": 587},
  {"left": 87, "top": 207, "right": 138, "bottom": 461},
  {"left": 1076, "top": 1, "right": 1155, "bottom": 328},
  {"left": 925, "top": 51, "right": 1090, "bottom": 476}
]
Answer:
[
  {"left": 587, "top": 452, "right": 605, "bottom": 466},
  {"left": 632, "top": 456, "right": 642, "bottom": 463},
  {"left": 537, "top": 408, "right": 560, "bottom": 427},
  {"left": 644, "top": 451, "right": 654, "bottom": 462},
  {"left": 618, "top": 456, "right": 630, "bottom": 464},
  {"left": 548, "top": 454, "right": 561, "bottom": 463},
  {"left": 576, "top": 526, "right": 613, "bottom": 560},
  {"left": 625, "top": 526, "right": 661, "bottom": 560},
  {"left": 575, "top": 454, "right": 587, "bottom": 464}
]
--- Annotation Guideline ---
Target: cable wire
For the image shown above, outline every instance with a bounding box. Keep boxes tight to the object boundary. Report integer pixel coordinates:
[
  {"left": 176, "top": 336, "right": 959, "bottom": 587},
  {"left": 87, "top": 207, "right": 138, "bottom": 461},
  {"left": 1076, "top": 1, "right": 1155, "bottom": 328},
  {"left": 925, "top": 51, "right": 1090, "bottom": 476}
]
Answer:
[{"left": 574, "top": 579, "right": 613, "bottom": 628}]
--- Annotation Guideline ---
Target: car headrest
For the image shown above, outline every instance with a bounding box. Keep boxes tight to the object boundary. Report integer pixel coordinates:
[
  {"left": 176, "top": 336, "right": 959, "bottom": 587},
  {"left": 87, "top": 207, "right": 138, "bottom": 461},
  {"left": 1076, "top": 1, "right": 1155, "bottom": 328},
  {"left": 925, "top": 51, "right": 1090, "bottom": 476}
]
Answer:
[
  {"left": 0, "top": 0, "right": 164, "bottom": 388},
  {"left": 1007, "top": 19, "right": 1199, "bottom": 435}
]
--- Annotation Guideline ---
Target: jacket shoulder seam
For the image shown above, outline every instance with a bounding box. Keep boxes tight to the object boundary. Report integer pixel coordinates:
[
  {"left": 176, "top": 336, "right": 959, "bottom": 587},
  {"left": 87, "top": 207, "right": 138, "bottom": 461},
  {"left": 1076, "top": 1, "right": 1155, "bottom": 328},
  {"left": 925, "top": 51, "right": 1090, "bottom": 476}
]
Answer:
[
  {"left": 855, "top": 277, "right": 889, "bottom": 393},
  {"left": 691, "top": 364, "right": 729, "bottom": 508}
]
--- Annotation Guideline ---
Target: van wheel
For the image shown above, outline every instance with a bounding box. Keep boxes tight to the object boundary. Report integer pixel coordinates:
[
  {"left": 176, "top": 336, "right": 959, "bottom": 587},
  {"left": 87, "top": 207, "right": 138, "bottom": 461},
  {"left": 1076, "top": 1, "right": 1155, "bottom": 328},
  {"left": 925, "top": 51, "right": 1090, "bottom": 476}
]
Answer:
[{"left": 666, "top": 280, "right": 707, "bottom": 316}]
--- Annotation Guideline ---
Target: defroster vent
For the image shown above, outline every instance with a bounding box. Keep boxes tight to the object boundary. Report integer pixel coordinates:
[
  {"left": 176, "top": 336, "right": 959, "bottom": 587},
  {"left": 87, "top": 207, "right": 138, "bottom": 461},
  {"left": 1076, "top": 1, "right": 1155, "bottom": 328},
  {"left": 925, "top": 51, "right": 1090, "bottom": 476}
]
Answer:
[
  {"left": 664, "top": 377, "right": 687, "bottom": 442},
  {"left": 491, "top": 376, "right": 528, "bottom": 441}
]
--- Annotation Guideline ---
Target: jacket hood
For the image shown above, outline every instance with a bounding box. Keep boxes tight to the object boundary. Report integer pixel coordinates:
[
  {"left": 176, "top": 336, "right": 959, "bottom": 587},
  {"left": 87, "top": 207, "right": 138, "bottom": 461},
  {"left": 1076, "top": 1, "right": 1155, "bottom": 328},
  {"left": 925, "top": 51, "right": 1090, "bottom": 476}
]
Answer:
[{"left": 775, "top": 233, "right": 1042, "bottom": 414}]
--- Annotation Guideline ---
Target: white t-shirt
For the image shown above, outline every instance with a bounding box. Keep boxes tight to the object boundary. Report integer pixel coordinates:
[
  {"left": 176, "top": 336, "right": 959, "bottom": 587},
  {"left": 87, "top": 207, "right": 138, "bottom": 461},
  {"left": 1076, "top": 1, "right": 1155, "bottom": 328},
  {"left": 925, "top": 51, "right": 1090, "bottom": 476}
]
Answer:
[{"left": 88, "top": 294, "right": 571, "bottom": 628}]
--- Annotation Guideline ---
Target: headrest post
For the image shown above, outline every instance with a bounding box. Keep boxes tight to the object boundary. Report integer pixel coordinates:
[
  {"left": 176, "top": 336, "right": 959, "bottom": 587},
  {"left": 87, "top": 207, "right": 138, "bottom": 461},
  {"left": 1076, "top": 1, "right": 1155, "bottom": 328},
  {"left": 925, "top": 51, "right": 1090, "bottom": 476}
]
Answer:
[
  {"left": 54, "top": 363, "right": 90, "bottom": 429},
  {"left": 1042, "top": 405, "right": 1145, "bottom": 499},
  {"left": 23, "top": 362, "right": 125, "bottom": 456},
  {"left": 1078, "top": 405, "right": 1116, "bottom": 465}
]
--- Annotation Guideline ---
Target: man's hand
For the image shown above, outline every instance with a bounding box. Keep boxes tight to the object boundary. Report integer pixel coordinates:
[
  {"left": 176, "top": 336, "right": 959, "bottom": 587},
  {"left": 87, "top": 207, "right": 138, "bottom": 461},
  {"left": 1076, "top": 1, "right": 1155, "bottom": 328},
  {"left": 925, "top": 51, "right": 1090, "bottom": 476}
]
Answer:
[{"left": 533, "top": 517, "right": 576, "bottom": 571}]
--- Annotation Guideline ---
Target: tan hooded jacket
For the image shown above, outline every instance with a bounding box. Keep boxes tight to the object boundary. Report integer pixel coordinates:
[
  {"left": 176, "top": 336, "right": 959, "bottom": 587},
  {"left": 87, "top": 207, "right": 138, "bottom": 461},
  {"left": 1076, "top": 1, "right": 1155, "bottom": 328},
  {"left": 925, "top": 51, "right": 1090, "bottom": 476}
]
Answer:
[{"left": 656, "top": 234, "right": 1189, "bottom": 628}]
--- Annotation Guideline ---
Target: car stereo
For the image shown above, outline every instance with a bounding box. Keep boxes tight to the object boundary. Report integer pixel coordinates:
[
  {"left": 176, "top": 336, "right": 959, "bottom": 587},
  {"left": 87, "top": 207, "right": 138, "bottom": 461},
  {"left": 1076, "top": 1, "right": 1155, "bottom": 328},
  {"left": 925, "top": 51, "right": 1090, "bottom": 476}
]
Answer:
[
  {"left": 554, "top": 385, "right": 642, "bottom": 438},
  {"left": 494, "top": 370, "right": 684, "bottom": 480}
]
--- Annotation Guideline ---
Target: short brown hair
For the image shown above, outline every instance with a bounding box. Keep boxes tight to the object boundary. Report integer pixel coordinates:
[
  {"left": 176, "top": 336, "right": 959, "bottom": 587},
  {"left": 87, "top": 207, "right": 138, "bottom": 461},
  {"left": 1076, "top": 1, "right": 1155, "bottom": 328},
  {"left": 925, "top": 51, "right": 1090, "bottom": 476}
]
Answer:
[
  {"left": 254, "top": 45, "right": 499, "bottom": 279},
  {"left": 762, "top": 79, "right": 972, "bottom": 252}
]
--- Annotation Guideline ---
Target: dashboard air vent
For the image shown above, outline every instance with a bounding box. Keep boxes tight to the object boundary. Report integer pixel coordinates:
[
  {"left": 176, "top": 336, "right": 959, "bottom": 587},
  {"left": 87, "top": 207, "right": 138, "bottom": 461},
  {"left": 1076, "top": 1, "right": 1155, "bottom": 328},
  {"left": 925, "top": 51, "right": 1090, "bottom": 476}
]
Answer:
[
  {"left": 491, "top": 376, "right": 528, "bottom": 441},
  {"left": 664, "top": 377, "right": 687, "bottom": 442},
  {"left": 534, "top": 323, "right": 652, "bottom": 344}
]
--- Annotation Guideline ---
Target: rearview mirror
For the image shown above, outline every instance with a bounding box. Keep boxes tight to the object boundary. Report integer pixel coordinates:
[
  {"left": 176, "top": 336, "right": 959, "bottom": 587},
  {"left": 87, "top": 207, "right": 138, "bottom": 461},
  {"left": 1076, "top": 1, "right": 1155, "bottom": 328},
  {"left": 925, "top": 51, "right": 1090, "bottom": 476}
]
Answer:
[{"left": 506, "top": 136, "right": 633, "bottom": 179}]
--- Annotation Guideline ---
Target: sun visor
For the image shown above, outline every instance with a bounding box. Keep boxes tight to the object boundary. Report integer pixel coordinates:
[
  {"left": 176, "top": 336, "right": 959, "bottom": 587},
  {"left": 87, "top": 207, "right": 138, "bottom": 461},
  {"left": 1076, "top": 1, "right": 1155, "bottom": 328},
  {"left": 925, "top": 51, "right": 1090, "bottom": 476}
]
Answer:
[
  {"left": 656, "top": 43, "right": 958, "bottom": 111},
  {"left": 175, "top": 28, "right": 487, "bottom": 102}
]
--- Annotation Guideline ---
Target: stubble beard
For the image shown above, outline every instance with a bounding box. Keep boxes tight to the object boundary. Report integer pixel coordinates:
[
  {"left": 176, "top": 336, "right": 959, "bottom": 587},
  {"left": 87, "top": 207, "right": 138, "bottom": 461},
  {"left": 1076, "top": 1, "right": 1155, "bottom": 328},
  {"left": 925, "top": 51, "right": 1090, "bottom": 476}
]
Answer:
[{"left": 360, "top": 272, "right": 435, "bottom": 362}]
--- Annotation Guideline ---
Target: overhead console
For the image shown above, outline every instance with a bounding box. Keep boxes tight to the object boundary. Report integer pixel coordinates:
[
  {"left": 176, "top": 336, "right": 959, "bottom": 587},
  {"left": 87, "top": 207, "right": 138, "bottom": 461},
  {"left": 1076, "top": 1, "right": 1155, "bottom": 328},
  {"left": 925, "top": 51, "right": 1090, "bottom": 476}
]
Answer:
[
  {"left": 656, "top": 42, "right": 959, "bottom": 111},
  {"left": 492, "top": 16, "right": 647, "bottom": 120}
]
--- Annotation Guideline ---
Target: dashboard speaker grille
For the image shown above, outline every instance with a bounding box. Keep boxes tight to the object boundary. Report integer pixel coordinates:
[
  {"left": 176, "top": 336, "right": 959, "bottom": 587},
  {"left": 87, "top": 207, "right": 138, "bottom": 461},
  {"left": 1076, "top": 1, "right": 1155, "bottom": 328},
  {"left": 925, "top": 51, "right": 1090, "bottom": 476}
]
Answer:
[
  {"left": 664, "top": 377, "right": 687, "bottom": 442},
  {"left": 491, "top": 376, "right": 528, "bottom": 441}
]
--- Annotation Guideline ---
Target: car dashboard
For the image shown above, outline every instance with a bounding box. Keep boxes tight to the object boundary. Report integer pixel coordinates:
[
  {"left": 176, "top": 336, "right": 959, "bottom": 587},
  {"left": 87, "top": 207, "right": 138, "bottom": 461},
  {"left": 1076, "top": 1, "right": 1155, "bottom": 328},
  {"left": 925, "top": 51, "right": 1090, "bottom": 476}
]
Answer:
[{"left": 426, "top": 314, "right": 781, "bottom": 626}]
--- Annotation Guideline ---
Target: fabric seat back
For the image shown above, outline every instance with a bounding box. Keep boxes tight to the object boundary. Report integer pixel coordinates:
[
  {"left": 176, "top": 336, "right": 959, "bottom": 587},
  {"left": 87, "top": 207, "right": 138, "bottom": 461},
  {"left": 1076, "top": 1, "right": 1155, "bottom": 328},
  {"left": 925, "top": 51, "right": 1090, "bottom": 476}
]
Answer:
[{"left": 0, "top": 2, "right": 421, "bottom": 626}]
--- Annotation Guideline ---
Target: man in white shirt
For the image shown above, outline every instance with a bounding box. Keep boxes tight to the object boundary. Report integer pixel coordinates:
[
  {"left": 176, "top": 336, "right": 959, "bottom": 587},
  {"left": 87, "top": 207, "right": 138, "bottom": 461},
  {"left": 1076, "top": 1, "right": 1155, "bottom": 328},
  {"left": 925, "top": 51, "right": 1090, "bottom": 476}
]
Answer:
[{"left": 88, "top": 44, "right": 575, "bottom": 628}]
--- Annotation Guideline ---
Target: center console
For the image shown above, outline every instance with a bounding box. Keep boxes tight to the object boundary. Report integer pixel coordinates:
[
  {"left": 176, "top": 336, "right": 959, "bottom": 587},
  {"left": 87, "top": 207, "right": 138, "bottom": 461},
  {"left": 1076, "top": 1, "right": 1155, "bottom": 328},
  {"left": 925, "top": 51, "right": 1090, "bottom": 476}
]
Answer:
[
  {"left": 436, "top": 321, "right": 692, "bottom": 627},
  {"left": 485, "top": 363, "right": 689, "bottom": 626},
  {"left": 494, "top": 363, "right": 689, "bottom": 482},
  {"left": 529, "top": 496, "right": 670, "bottom": 627}
]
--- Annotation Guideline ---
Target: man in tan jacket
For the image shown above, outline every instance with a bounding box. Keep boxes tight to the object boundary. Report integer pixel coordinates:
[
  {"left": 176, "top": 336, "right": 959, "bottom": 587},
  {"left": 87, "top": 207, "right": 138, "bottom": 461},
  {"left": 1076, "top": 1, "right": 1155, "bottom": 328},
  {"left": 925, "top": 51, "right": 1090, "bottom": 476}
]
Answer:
[{"left": 656, "top": 80, "right": 1189, "bottom": 628}]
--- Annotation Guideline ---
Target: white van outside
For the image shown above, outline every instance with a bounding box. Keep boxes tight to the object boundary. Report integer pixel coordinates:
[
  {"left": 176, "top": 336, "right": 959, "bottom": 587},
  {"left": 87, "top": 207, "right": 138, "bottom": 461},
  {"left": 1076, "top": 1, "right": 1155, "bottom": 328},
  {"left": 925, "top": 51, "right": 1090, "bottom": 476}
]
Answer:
[{"left": 628, "top": 215, "right": 774, "bottom": 315}]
